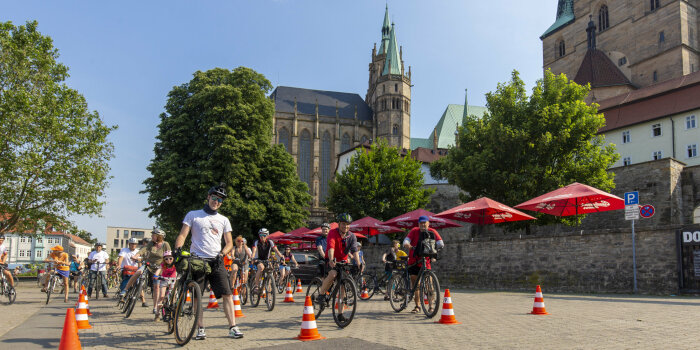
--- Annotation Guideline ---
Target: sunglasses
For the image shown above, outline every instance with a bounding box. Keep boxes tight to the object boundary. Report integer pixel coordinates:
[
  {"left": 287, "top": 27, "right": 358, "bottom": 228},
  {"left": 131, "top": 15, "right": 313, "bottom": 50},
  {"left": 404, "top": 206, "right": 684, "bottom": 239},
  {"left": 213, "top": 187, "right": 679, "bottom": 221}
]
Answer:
[{"left": 210, "top": 196, "right": 223, "bottom": 203}]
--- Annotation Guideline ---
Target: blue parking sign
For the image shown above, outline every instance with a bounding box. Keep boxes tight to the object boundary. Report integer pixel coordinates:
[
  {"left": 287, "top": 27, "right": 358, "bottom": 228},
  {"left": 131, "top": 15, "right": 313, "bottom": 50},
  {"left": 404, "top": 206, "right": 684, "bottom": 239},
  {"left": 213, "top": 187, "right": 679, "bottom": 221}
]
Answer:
[{"left": 624, "top": 191, "right": 639, "bottom": 205}]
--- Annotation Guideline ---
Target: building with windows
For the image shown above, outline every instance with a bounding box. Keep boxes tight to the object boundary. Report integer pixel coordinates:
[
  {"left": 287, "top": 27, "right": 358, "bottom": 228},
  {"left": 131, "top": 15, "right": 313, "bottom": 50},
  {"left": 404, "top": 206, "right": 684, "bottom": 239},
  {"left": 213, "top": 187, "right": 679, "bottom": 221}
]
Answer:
[
  {"left": 3, "top": 232, "right": 92, "bottom": 266},
  {"left": 105, "top": 226, "right": 153, "bottom": 256}
]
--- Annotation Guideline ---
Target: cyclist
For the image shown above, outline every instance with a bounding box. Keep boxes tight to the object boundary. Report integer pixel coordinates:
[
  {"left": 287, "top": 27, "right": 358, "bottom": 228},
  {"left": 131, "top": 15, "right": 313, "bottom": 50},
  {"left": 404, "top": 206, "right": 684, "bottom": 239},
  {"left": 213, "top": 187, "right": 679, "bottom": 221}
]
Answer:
[
  {"left": 42, "top": 245, "right": 70, "bottom": 302},
  {"left": 87, "top": 243, "right": 109, "bottom": 298},
  {"left": 351, "top": 242, "right": 366, "bottom": 274},
  {"left": 128, "top": 228, "right": 171, "bottom": 310},
  {"left": 69, "top": 255, "right": 82, "bottom": 293},
  {"left": 315, "top": 213, "right": 361, "bottom": 310},
  {"left": 381, "top": 240, "right": 407, "bottom": 300},
  {"left": 0, "top": 235, "right": 14, "bottom": 290},
  {"left": 251, "top": 228, "right": 283, "bottom": 293},
  {"left": 117, "top": 238, "right": 140, "bottom": 296},
  {"left": 174, "top": 183, "right": 243, "bottom": 339},
  {"left": 315, "top": 223, "right": 330, "bottom": 276},
  {"left": 153, "top": 250, "right": 177, "bottom": 320},
  {"left": 229, "top": 235, "right": 252, "bottom": 290},
  {"left": 402, "top": 215, "right": 444, "bottom": 313},
  {"left": 280, "top": 246, "right": 298, "bottom": 284}
]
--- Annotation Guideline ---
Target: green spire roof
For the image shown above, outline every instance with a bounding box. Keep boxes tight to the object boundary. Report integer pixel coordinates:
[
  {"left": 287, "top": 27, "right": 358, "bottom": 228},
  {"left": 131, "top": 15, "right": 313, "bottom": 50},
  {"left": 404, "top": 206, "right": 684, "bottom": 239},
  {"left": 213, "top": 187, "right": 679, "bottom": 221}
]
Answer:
[
  {"left": 382, "top": 24, "right": 402, "bottom": 75},
  {"left": 541, "top": 0, "right": 574, "bottom": 39},
  {"left": 378, "top": 5, "right": 391, "bottom": 54}
]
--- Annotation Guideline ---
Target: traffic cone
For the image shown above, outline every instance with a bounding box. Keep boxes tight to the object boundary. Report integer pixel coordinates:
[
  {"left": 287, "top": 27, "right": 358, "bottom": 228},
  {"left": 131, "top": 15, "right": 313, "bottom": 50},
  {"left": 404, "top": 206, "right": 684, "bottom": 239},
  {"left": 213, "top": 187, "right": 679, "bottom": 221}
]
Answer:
[
  {"left": 232, "top": 287, "right": 245, "bottom": 318},
  {"left": 296, "top": 279, "right": 303, "bottom": 293},
  {"left": 75, "top": 291, "right": 92, "bottom": 330},
  {"left": 83, "top": 289, "right": 92, "bottom": 316},
  {"left": 295, "top": 296, "right": 325, "bottom": 341},
  {"left": 262, "top": 289, "right": 266, "bottom": 299},
  {"left": 424, "top": 293, "right": 429, "bottom": 305},
  {"left": 360, "top": 288, "right": 369, "bottom": 299},
  {"left": 207, "top": 290, "right": 219, "bottom": 309},
  {"left": 186, "top": 290, "right": 191, "bottom": 302},
  {"left": 435, "top": 289, "right": 460, "bottom": 324},
  {"left": 59, "top": 308, "right": 82, "bottom": 350},
  {"left": 530, "top": 285, "right": 549, "bottom": 315},
  {"left": 284, "top": 282, "right": 295, "bottom": 303}
]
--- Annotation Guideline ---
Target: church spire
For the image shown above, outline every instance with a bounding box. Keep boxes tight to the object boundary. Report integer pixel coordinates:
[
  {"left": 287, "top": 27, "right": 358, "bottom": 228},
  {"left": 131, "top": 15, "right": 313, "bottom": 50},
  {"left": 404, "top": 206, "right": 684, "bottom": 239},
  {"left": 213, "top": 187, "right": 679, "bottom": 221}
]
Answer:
[
  {"left": 382, "top": 23, "right": 402, "bottom": 75},
  {"left": 378, "top": 4, "right": 391, "bottom": 54},
  {"left": 463, "top": 88, "right": 469, "bottom": 120}
]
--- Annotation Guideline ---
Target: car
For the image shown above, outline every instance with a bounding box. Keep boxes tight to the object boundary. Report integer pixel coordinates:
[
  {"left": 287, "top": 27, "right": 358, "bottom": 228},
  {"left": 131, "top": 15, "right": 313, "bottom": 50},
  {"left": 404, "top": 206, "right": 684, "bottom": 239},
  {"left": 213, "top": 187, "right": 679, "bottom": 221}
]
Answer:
[{"left": 291, "top": 252, "right": 321, "bottom": 284}]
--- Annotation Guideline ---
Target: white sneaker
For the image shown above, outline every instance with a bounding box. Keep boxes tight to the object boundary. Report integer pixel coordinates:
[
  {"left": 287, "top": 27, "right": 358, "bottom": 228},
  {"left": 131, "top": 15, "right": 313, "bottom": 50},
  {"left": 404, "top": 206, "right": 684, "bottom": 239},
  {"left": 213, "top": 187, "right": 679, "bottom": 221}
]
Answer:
[
  {"left": 195, "top": 327, "right": 206, "bottom": 340},
  {"left": 229, "top": 326, "right": 243, "bottom": 339}
]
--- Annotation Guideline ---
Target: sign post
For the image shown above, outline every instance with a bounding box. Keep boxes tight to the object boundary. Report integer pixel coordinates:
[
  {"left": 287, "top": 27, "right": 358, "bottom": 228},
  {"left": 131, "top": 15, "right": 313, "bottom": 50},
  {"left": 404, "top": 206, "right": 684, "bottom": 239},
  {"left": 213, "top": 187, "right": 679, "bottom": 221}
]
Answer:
[{"left": 624, "top": 191, "right": 639, "bottom": 293}]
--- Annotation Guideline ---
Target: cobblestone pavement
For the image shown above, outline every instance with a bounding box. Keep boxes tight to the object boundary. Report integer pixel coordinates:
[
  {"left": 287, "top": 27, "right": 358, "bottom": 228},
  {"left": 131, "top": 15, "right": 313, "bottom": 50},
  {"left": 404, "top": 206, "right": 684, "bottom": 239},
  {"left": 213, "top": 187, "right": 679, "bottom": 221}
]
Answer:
[
  {"left": 2, "top": 285, "right": 700, "bottom": 349},
  {"left": 0, "top": 281, "right": 47, "bottom": 338}
]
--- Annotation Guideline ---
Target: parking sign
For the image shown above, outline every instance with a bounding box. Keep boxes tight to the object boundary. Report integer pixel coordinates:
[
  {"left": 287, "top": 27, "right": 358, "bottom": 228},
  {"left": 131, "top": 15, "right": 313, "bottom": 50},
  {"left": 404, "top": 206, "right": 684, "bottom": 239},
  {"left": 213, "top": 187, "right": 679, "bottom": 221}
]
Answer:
[{"left": 624, "top": 191, "right": 639, "bottom": 206}]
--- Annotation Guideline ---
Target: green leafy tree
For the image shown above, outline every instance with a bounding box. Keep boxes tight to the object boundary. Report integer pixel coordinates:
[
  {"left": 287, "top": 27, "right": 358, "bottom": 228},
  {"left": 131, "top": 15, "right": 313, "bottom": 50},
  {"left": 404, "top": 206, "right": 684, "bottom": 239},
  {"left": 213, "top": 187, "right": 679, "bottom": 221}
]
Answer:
[
  {"left": 326, "top": 139, "right": 433, "bottom": 222},
  {"left": 0, "top": 21, "right": 116, "bottom": 235},
  {"left": 142, "top": 67, "right": 311, "bottom": 245},
  {"left": 431, "top": 70, "right": 619, "bottom": 229}
]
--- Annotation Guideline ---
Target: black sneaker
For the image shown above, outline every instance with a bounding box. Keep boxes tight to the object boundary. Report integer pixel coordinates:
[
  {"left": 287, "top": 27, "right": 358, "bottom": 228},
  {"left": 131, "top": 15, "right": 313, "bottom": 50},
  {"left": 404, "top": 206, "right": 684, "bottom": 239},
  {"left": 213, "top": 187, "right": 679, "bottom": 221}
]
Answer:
[{"left": 142, "top": 302, "right": 148, "bottom": 307}]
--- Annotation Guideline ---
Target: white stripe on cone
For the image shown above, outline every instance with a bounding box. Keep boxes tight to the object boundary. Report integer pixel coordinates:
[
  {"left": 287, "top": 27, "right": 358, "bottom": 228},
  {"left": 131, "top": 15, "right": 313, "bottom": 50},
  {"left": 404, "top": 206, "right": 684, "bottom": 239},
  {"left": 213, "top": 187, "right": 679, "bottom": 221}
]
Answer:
[
  {"left": 78, "top": 302, "right": 87, "bottom": 308},
  {"left": 441, "top": 308, "right": 454, "bottom": 316},
  {"left": 303, "top": 306, "right": 314, "bottom": 314},
  {"left": 301, "top": 320, "right": 318, "bottom": 329},
  {"left": 535, "top": 292, "right": 543, "bottom": 298},
  {"left": 534, "top": 302, "right": 545, "bottom": 308},
  {"left": 76, "top": 314, "right": 88, "bottom": 321},
  {"left": 443, "top": 297, "right": 452, "bottom": 304}
]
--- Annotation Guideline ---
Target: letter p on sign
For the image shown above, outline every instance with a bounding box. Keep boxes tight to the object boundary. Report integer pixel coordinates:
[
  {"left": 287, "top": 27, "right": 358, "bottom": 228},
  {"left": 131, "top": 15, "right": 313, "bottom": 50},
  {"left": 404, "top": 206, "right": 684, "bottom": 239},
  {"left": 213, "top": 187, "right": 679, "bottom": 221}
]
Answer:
[{"left": 624, "top": 191, "right": 639, "bottom": 205}]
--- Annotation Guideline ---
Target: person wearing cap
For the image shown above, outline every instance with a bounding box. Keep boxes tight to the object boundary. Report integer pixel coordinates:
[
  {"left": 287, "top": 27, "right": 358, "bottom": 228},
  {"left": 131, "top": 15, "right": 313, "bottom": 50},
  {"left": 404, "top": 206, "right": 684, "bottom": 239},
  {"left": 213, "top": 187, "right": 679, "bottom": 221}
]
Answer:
[
  {"left": 117, "top": 238, "right": 140, "bottom": 296},
  {"left": 402, "top": 215, "right": 445, "bottom": 313},
  {"left": 0, "top": 235, "right": 14, "bottom": 290},
  {"left": 127, "top": 228, "right": 171, "bottom": 308},
  {"left": 316, "top": 213, "right": 361, "bottom": 313},
  {"left": 315, "top": 223, "right": 330, "bottom": 276},
  {"left": 42, "top": 245, "right": 71, "bottom": 302},
  {"left": 251, "top": 228, "right": 283, "bottom": 294},
  {"left": 87, "top": 243, "right": 110, "bottom": 298}
]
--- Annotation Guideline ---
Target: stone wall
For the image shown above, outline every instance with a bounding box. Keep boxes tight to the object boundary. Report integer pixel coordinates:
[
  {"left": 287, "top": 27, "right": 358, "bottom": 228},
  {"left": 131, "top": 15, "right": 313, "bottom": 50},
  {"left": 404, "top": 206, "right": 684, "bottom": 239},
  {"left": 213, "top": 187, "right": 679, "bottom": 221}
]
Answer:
[{"left": 362, "top": 227, "right": 679, "bottom": 294}]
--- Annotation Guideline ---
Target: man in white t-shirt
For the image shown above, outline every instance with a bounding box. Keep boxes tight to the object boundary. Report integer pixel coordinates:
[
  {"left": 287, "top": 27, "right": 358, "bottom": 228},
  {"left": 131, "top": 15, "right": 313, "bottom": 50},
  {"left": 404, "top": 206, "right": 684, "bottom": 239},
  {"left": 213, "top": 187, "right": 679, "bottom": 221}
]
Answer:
[
  {"left": 87, "top": 243, "right": 110, "bottom": 298},
  {"left": 175, "top": 183, "right": 242, "bottom": 340},
  {"left": 117, "top": 238, "right": 139, "bottom": 295},
  {"left": 0, "top": 235, "right": 14, "bottom": 289}
]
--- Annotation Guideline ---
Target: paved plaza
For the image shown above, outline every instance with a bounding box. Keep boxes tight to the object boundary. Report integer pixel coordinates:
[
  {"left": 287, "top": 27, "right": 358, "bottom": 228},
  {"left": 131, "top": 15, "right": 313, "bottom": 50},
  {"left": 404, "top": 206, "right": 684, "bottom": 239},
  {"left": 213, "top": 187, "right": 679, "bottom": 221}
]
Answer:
[{"left": 1, "top": 282, "right": 699, "bottom": 349}]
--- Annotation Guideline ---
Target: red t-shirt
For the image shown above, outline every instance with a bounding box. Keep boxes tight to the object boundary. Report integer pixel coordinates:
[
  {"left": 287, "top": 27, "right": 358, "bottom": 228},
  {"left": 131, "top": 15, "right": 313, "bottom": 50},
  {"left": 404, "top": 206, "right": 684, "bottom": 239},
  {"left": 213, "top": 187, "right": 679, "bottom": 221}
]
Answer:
[
  {"left": 325, "top": 228, "right": 358, "bottom": 263},
  {"left": 405, "top": 227, "right": 442, "bottom": 269}
]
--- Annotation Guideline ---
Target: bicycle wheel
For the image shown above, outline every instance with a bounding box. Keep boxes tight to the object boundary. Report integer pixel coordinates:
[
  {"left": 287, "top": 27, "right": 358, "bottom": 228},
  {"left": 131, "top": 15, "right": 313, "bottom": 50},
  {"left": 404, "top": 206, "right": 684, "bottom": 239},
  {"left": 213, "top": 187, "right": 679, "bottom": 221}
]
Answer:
[
  {"left": 358, "top": 273, "right": 375, "bottom": 300},
  {"left": 124, "top": 278, "right": 144, "bottom": 319},
  {"left": 5, "top": 284, "right": 16, "bottom": 305},
  {"left": 387, "top": 274, "right": 407, "bottom": 312},
  {"left": 306, "top": 277, "right": 324, "bottom": 318},
  {"left": 276, "top": 272, "right": 285, "bottom": 294},
  {"left": 420, "top": 270, "right": 441, "bottom": 318},
  {"left": 94, "top": 274, "right": 101, "bottom": 300},
  {"left": 331, "top": 276, "right": 357, "bottom": 328},
  {"left": 250, "top": 279, "right": 261, "bottom": 307},
  {"left": 45, "top": 277, "right": 54, "bottom": 304},
  {"left": 165, "top": 287, "right": 179, "bottom": 335},
  {"left": 265, "top": 274, "right": 276, "bottom": 311},
  {"left": 174, "top": 281, "right": 201, "bottom": 346},
  {"left": 239, "top": 283, "right": 248, "bottom": 306}
]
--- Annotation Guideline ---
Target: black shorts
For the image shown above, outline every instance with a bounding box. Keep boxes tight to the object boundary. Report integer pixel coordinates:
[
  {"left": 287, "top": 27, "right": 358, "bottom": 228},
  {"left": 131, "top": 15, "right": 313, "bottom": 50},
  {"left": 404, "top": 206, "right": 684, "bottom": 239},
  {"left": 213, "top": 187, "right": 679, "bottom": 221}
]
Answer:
[
  {"left": 408, "top": 264, "right": 421, "bottom": 276},
  {"left": 195, "top": 259, "right": 232, "bottom": 299}
]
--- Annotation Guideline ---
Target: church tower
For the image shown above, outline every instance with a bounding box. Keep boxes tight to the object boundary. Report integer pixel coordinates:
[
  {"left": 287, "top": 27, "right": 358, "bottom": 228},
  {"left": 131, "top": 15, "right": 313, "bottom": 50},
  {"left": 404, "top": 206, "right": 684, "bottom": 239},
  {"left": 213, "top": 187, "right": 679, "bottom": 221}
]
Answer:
[{"left": 366, "top": 5, "right": 412, "bottom": 149}]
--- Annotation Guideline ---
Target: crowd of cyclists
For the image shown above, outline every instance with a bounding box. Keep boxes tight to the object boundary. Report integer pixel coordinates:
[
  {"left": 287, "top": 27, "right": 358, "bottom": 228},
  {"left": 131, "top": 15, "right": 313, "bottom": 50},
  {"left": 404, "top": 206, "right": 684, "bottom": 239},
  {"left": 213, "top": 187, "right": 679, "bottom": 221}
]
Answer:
[{"left": 0, "top": 183, "right": 446, "bottom": 344}]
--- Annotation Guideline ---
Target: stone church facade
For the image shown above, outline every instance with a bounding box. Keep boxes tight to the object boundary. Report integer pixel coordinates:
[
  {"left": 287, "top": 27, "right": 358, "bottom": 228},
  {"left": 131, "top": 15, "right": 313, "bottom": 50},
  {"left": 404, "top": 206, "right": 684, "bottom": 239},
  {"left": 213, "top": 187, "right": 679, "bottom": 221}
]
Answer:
[{"left": 269, "top": 6, "right": 412, "bottom": 222}]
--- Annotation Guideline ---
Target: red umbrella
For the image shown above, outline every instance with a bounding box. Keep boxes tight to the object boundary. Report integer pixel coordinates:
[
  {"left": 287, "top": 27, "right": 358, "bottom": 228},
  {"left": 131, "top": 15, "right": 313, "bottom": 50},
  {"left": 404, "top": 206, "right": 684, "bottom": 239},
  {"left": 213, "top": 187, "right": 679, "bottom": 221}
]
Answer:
[
  {"left": 349, "top": 216, "right": 403, "bottom": 236},
  {"left": 435, "top": 197, "right": 535, "bottom": 224},
  {"left": 285, "top": 227, "right": 310, "bottom": 239},
  {"left": 268, "top": 231, "right": 285, "bottom": 240},
  {"left": 514, "top": 182, "right": 625, "bottom": 216},
  {"left": 382, "top": 209, "right": 461, "bottom": 229},
  {"left": 304, "top": 222, "right": 338, "bottom": 235}
]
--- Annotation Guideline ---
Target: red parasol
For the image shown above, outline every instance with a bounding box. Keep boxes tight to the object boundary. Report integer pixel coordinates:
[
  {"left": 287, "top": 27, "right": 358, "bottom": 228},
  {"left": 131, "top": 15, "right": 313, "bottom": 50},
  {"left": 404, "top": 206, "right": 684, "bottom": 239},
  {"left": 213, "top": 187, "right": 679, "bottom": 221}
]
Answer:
[
  {"left": 382, "top": 209, "right": 461, "bottom": 229},
  {"left": 268, "top": 231, "right": 285, "bottom": 240},
  {"left": 435, "top": 197, "right": 535, "bottom": 224},
  {"left": 285, "top": 227, "right": 310, "bottom": 239},
  {"left": 349, "top": 216, "right": 403, "bottom": 236},
  {"left": 514, "top": 182, "right": 625, "bottom": 216},
  {"left": 304, "top": 222, "right": 338, "bottom": 235}
]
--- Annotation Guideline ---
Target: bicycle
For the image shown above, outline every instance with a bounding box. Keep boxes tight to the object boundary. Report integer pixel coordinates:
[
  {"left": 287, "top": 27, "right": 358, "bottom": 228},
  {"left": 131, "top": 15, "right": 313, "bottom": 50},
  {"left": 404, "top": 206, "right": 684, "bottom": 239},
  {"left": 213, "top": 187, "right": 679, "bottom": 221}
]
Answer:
[
  {"left": 86, "top": 261, "right": 107, "bottom": 300},
  {"left": 123, "top": 262, "right": 153, "bottom": 319},
  {"left": 44, "top": 263, "right": 66, "bottom": 304},
  {"left": 275, "top": 261, "right": 296, "bottom": 294},
  {"left": 107, "top": 267, "right": 120, "bottom": 290},
  {"left": 230, "top": 259, "right": 248, "bottom": 305},
  {"left": 357, "top": 266, "right": 395, "bottom": 300},
  {"left": 387, "top": 256, "right": 441, "bottom": 318},
  {"left": 0, "top": 264, "right": 16, "bottom": 305},
  {"left": 249, "top": 259, "right": 276, "bottom": 311},
  {"left": 166, "top": 251, "right": 204, "bottom": 346},
  {"left": 306, "top": 261, "right": 357, "bottom": 328}
]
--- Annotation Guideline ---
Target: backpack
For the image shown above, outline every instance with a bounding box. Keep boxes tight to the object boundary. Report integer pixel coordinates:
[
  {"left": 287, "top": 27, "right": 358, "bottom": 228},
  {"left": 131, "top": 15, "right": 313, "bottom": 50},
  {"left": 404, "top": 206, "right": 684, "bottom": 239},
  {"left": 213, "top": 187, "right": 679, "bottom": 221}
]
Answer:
[{"left": 416, "top": 229, "right": 438, "bottom": 258}]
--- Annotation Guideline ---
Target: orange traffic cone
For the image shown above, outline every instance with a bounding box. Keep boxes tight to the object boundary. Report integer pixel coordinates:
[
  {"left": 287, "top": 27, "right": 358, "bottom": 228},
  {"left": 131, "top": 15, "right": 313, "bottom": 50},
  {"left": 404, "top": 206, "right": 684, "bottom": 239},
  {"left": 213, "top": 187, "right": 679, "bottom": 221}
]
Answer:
[
  {"left": 435, "top": 289, "right": 460, "bottom": 324},
  {"left": 284, "top": 282, "right": 295, "bottom": 303},
  {"left": 424, "top": 293, "right": 429, "bottom": 305},
  {"left": 232, "top": 287, "right": 245, "bottom": 318},
  {"left": 207, "top": 290, "right": 219, "bottom": 309},
  {"left": 295, "top": 296, "right": 325, "bottom": 341},
  {"left": 75, "top": 291, "right": 92, "bottom": 330},
  {"left": 59, "top": 308, "right": 82, "bottom": 350},
  {"left": 82, "top": 289, "right": 92, "bottom": 316},
  {"left": 262, "top": 289, "right": 266, "bottom": 299},
  {"left": 186, "top": 290, "right": 191, "bottom": 302},
  {"left": 296, "top": 279, "right": 303, "bottom": 293},
  {"left": 360, "top": 288, "right": 369, "bottom": 299},
  {"left": 530, "top": 285, "right": 549, "bottom": 315}
]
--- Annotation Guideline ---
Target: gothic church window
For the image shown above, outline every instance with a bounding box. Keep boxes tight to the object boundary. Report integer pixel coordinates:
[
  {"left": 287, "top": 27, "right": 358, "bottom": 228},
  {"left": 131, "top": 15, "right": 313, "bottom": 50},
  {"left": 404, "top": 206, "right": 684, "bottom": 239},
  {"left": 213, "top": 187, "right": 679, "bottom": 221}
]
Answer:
[
  {"left": 392, "top": 124, "right": 399, "bottom": 135},
  {"left": 278, "top": 127, "right": 290, "bottom": 152},
  {"left": 341, "top": 133, "right": 351, "bottom": 152},
  {"left": 558, "top": 40, "right": 566, "bottom": 58},
  {"left": 299, "top": 129, "right": 312, "bottom": 188},
  {"left": 598, "top": 5, "right": 609, "bottom": 32},
  {"left": 650, "top": 0, "right": 660, "bottom": 11},
  {"left": 394, "top": 83, "right": 398, "bottom": 92},
  {"left": 320, "top": 131, "right": 332, "bottom": 202}
]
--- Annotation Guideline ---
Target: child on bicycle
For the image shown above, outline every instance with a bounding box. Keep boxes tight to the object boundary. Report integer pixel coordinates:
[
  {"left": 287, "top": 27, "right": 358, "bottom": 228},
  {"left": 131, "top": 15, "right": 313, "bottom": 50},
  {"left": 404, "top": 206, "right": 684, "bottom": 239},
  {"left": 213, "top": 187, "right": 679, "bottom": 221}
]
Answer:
[{"left": 153, "top": 250, "right": 177, "bottom": 320}]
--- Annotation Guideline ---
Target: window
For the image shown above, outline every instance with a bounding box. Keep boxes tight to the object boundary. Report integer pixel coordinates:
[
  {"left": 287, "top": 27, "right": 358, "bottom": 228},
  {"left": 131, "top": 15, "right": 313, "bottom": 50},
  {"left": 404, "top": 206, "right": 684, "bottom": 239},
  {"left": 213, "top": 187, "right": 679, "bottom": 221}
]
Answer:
[
  {"left": 651, "top": 0, "right": 660, "bottom": 11},
  {"left": 394, "top": 84, "right": 398, "bottom": 92},
  {"left": 37, "top": 237, "right": 42, "bottom": 243},
  {"left": 659, "top": 31, "right": 665, "bottom": 43},
  {"left": 299, "top": 129, "right": 312, "bottom": 188},
  {"left": 278, "top": 127, "right": 290, "bottom": 152},
  {"left": 622, "top": 130, "right": 631, "bottom": 144},
  {"left": 392, "top": 124, "right": 399, "bottom": 135},
  {"left": 618, "top": 57, "right": 627, "bottom": 66},
  {"left": 124, "top": 230, "right": 129, "bottom": 236},
  {"left": 116, "top": 229, "right": 120, "bottom": 238},
  {"left": 341, "top": 133, "right": 351, "bottom": 152},
  {"left": 20, "top": 237, "right": 26, "bottom": 243},
  {"left": 320, "top": 132, "right": 331, "bottom": 202},
  {"left": 113, "top": 239, "right": 119, "bottom": 246},
  {"left": 598, "top": 5, "right": 609, "bottom": 32},
  {"left": 36, "top": 250, "right": 43, "bottom": 258},
  {"left": 623, "top": 157, "right": 631, "bottom": 166},
  {"left": 558, "top": 40, "right": 566, "bottom": 58},
  {"left": 653, "top": 71, "right": 658, "bottom": 82},
  {"left": 382, "top": 85, "right": 385, "bottom": 93},
  {"left": 686, "top": 115, "right": 696, "bottom": 129},
  {"left": 19, "top": 250, "right": 25, "bottom": 257},
  {"left": 688, "top": 144, "right": 698, "bottom": 158},
  {"left": 652, "top": 123, "right": 662, "bottom": 137},
  {"left": 653, "top": 150, "right": 663, "bottom": 160}
]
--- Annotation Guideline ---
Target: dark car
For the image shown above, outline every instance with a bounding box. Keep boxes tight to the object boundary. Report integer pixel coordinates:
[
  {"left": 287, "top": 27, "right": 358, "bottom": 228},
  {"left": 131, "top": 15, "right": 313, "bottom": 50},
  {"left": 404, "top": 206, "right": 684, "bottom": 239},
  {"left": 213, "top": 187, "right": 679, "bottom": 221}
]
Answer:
[{"left": 291, "top": 252, "right": 320, "bottom": 284}]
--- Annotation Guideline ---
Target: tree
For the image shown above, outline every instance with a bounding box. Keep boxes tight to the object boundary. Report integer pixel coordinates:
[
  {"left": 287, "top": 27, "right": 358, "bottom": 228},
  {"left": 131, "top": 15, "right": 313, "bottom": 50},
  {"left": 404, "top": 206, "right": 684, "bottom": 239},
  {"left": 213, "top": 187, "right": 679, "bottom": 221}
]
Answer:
[
  {"left": 326, "top": 139, "right": 433, "bottom": 222},
  {"left": 0, "top": 21, "right": 116, "bottom": 235},
  {"left": 142, "top": 67, "right": 311, "bottom": 245},
  {"left": 431, "top": 70, "right": 619, "bottom": 229}
]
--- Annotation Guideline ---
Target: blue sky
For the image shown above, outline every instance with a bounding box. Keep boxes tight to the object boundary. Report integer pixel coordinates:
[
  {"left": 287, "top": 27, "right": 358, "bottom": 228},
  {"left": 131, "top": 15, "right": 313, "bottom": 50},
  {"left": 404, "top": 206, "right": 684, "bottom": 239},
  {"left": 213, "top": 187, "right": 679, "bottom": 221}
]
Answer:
[{"left": 1, "top": 1, "right": 557, "bottom": 242}]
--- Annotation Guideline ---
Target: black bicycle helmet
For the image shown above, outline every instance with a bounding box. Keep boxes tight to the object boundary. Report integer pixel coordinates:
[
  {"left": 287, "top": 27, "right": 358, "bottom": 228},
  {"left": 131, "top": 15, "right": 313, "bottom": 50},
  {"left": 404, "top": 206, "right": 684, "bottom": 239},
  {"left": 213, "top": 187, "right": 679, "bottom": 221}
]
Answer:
[
  {"left": 208, "top": 182, "right": 228, "bottom": 199},
  {"left": 336, "top": 213, "right": 352, "bottom": 223}
]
